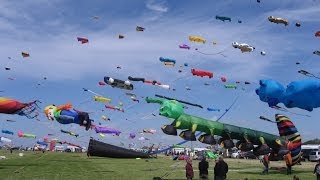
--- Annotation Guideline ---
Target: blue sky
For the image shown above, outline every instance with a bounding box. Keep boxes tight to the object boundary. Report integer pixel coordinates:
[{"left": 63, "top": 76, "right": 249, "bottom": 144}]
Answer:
[{"left": 1, "top": 0, "right": 320, "bottom": 149}]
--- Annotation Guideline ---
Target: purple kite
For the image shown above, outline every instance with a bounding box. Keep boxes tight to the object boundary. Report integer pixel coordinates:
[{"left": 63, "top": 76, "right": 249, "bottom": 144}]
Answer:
[
  {"left": 129, "top": 133, "right": 136, "bottom": 139},
  {"left": 95, "top": 126, "right": 121, "bottom": 136}
]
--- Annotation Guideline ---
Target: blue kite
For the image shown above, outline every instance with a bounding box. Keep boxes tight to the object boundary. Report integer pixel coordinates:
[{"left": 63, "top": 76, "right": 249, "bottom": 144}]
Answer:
[{"left": 256, "top": 79, "right": 320, "bottom": 111}]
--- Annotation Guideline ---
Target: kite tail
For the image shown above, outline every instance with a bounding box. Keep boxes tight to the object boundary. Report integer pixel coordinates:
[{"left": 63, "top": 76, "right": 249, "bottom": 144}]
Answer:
[
  {"left": 57, "top": 103, "right": 72, "bottom": 111},
  {"left": 275, "top": 114, "right": 302, "bottom": 166}
]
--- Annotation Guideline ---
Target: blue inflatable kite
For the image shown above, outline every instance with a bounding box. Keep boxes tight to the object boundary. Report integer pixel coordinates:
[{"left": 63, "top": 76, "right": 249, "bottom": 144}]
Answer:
[{"left": 256, "top": 79, "right": 320, "bottom": 111}]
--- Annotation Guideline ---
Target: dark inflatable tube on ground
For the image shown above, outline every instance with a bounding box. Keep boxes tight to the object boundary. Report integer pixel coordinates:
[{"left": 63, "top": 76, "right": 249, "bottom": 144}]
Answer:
[{"left": 87, "top": 139, "right": 150, "bottom": 158}]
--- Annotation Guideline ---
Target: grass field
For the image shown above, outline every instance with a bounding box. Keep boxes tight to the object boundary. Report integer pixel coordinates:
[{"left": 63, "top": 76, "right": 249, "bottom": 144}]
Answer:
[{"left": 0, "top": 150, "right": 316, "bottom": 180}]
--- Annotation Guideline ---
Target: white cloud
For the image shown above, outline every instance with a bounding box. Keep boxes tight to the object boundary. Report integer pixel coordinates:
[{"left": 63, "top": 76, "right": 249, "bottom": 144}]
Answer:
[{"left": 145, "top": 0, "right": 168, "bottom": 13}]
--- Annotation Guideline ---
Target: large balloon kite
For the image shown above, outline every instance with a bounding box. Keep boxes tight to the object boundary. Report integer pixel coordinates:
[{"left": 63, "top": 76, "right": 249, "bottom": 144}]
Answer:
[
  {"left": 44, "top": 103, "right": 92, "bottom": 130},
  {"left": 145, "top": 97, "right": 302, "bottom": 165},
  {"left": 256, "top": 79, "right": 320, "bottom": 111},
  {"left": 0, "top": 97, "right": 40, "bottom": 119}
]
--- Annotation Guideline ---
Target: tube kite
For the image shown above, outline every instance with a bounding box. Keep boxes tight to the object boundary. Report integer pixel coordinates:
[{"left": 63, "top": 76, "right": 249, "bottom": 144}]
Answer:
[
  {"left": 225, "top": 85, "right": 237, "bottom": 89},
  {"left": 179, "top": 44, "right": 190, "bottom": 50},
  {"left": 105, "top": 105, "right": 124, "bottom": 112},
  {"left": 145, "top": 97, "right": 302, "bottom": 165},
  {"left": 44, "top": 104, "right": 92, "bottom": 130},
  {"left": 94, "top": 96, "right": 111, "bottom": 103},
  {"left": 104, "top": 77, "right": 133, "bottom": 90},
  {"left": 60, "top": 129, "right": 79, "bottom": 137},
  {"left": 18, "top": 131, "right": 36, "bottom": 138},
  {"left": 159, "top": 57, "right": 176, "bottom": 64},
  {"left": 215, "top": 15, "right": 231, "bottom": 22},
  {"left": 1, "top": 130, "right": 14, "bottom": 135},
  {"left": 191, "top": 69, "right": 213, "bottom": 78},
  {"left": 268, "top": 16, "right": 288, "bottom": 26},
  {"left": 95, "top": 126, "right": 121, "bottom": 136},
  {"left": 189, "top": 36, "right": 206, "bottom": 43}
]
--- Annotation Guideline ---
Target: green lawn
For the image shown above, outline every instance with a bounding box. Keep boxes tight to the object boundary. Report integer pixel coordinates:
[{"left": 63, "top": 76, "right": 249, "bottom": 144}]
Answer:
[{"left": 0, "top": 150, "right": 316, "bottom": 180}]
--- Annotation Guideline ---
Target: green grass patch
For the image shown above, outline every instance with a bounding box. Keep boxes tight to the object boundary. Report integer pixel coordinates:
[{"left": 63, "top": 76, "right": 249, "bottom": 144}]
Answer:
[{"left": 0, "top": 150, "right": 316, "bottom": 180}]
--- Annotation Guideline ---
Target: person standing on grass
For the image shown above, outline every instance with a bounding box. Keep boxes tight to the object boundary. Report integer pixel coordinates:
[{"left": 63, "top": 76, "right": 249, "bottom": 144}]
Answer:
[
  {"left": 314, "top": 159, "right": 320, "bottom": 180},
  {"left": 261, "top": 154, "right": 269, "bottom": 175},
  {"left": 185, "top": 157, "right": 194, "bottom": 180},
  {"left": 199, "top": 157, "right": 209, "bottom": 179},
  {"left": 284, "top": 152, "right": 293, "bottom": 175},
  {"left": 214, "top": 156, "right": 228, "bottom": 180}
]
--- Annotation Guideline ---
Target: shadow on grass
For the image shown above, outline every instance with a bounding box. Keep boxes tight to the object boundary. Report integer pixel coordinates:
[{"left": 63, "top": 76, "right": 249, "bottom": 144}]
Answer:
[
  {"left": 92, "top": 170, "right": 115, "bottom": 173},
  {"left": 49, "top": 160, "right": 87, "bottom": 163},
  {"left": 237, "top": 169, "right": 312, "bottom": 176},
  {"left": 0, "top": 163, "right": 45, "bottom": 167},
  {"left": 141, "top": 168, "right": 161, "bottom": 171}
]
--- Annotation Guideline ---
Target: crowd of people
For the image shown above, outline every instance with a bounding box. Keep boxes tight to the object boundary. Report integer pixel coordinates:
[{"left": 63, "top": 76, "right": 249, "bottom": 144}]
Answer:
[{"left": 183, "top": 154, "right": 320, "bottom": 180}]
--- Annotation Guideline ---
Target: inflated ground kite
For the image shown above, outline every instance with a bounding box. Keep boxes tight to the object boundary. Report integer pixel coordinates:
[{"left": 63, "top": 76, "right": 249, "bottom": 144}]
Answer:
[
  {"left": 256, "top": 79, "right": 320, "bottom": 111},
  {"left": 0, "top": 97, "right": 40, "bottom": 119},
  {"left": 191, "top": 69, "right": 213, "bottom": 78},
  {"left": 268, "top": 16, "right": 288, "bottom": 26},
  {"left": 215, "top": 15, "right": 231, "bottom": 22},
  {"left": 1, "top": 130, "right": 14, "bottom": 135},
  {"left": 189, "top": 36, "right": 206, "bottom": 43},
  {"left": 18, "top": 131, "right": 36, "bottom": 138},
  {"left": 146, "top": 97, "right": 302, "bottom": 165},
  {"left": 60, "top": 129, "right": 79, "bottom": 137},
  {"left": 104, "top": 77, "right": 133, "bottom": 90},
  {"left": 77, "top": 37, "right": 89, "bottom": 44},
  {"left": 95, "top": 126, "right": 121, "bottom": 136},
  {"left": 44, "top": 104, "right": 92, "bottom": 130}
]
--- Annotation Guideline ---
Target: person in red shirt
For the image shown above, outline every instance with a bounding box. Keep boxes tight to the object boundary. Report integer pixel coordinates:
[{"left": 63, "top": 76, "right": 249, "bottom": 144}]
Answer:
[{"left": 185, "top": 158, "right": 194, "bottom": 180}]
